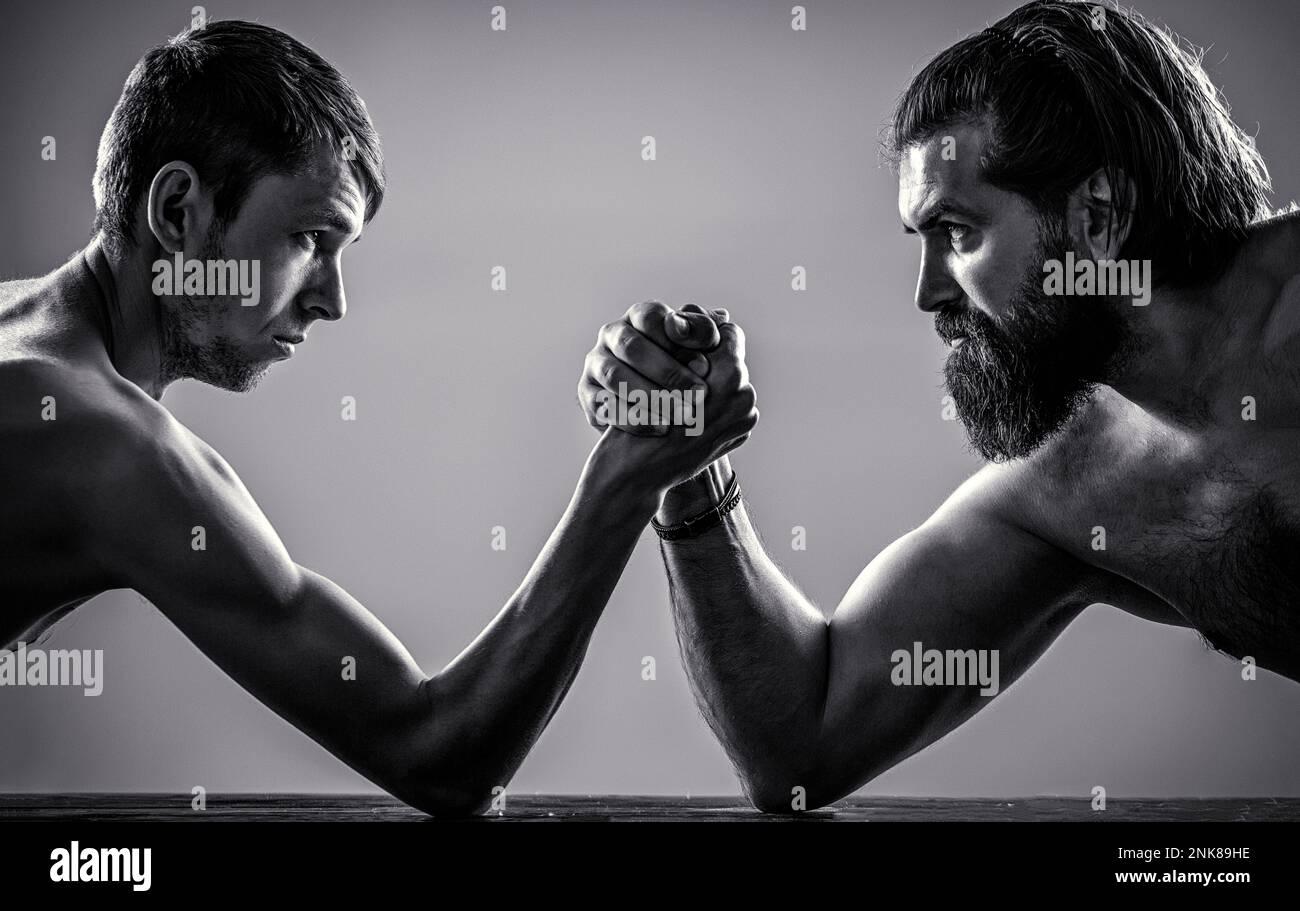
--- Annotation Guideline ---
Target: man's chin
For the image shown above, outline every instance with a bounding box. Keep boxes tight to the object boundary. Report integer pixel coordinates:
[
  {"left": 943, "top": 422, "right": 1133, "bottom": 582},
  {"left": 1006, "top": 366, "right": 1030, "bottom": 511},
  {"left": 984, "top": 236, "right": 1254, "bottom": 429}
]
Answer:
[
  {"left": 226, "top": 365, "right": 272, "bottom": 394},
  {"left": 190, "top": 360, "right": 272, "bottom": 394}
]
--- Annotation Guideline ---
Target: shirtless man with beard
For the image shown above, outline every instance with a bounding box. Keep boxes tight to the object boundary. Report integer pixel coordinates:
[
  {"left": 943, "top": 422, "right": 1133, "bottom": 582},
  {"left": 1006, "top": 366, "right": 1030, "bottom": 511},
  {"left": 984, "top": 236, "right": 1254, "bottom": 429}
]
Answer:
[
  {"left": 578, "top": 0, "right": 1299, "bottom": 811},
  {"left": 0, "top": 20, "right": 757, "bottom": 815}
]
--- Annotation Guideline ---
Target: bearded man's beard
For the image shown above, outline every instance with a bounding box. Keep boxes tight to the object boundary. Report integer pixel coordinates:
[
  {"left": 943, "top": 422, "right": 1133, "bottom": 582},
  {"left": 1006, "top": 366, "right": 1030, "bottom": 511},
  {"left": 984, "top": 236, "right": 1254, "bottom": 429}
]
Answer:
[
  {"left": 158, "top": 223, "right": 269, "bottom": 393},
  {"left": 938, "top": 215, "right": 1129, "bottom": 462}
]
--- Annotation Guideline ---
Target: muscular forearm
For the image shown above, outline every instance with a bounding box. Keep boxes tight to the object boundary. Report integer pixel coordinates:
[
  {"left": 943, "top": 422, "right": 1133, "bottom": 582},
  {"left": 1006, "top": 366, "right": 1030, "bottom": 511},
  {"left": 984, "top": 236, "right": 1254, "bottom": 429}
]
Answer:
[
  {"left": 657, "top": 457, "right": 830, "bottom": 810},
  {"left": 411, "top": 436, "right": 661, "bottom": 812}
]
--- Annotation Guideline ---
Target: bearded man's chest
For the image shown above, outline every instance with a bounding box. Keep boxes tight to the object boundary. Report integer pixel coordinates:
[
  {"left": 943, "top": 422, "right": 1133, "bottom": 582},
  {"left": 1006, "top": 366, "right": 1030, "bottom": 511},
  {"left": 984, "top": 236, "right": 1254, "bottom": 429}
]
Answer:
[{"left": 1034, "top": 418, "right": 1300, "bottom": 678}]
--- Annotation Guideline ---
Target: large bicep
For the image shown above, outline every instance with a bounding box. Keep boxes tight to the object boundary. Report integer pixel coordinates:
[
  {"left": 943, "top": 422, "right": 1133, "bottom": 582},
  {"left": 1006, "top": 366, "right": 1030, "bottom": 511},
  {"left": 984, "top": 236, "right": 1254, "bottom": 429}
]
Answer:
[{"left": 815, "top": 478, "right": 1098, "bottom": 792}]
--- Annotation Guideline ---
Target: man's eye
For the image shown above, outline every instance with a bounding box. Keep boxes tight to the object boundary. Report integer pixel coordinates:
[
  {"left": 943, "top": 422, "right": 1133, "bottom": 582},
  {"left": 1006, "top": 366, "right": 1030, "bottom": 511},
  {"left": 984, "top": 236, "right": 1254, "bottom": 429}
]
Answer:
[
  {"left": 297, "top": 231, "right": 321, "bottom": 248},
  {"left": 943, "top": 223, "right": 970, "bottom": 245}
]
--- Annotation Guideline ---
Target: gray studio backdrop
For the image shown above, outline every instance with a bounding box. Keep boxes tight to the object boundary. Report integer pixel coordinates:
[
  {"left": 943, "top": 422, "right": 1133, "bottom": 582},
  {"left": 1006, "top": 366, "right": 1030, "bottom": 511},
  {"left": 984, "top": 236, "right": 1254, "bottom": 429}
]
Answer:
[{"left": 1, "top": 0, "right": 1297, "bottom": 798}]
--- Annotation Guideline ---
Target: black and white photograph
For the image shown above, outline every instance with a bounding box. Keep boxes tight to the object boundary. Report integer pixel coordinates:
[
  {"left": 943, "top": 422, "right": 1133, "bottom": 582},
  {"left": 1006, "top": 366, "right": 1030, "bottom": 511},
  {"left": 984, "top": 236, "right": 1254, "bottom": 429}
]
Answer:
[{"left": 0, "top": 0, "right": 1296, "bottom": 895}]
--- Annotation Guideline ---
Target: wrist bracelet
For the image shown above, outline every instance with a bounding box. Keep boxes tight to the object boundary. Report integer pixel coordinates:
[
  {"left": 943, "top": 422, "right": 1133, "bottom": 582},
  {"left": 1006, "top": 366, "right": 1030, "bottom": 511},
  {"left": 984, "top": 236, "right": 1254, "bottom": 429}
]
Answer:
[{"left": 651, "top": 472, "right": 742, "bottom": 542}]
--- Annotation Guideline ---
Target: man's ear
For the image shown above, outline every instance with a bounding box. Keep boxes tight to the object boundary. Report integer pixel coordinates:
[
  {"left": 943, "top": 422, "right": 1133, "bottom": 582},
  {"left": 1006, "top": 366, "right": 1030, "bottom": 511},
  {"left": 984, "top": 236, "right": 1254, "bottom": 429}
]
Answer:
[
  {"left": 1065, "top": 168, "right": 1134, "bottom": 260},
  {"left": 146, "top": 161, "right": 215, "bottom": 255}
]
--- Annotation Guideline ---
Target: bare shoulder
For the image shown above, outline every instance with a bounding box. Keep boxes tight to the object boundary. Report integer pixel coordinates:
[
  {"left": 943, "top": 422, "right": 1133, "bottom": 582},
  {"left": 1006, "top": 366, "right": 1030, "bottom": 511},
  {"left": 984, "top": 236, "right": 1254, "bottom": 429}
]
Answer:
[
  {"left": 1, "top": 354, "right": 173, "bottom": 471},
  {"left": 928, "top": 392, "right": 1118, "bottom": 528},
  {"left": 0, "top": 275, "right": 46, "bottom": 305},
  {"left": 0, "top": 266, "right": 298, "bottom": 615},
  {"left": 927, "top": 392, "right": 1188, "bottom": 625},
  {"left": 1, "top": 354, "right": 286, "bottom": 584},
  {"left": 0, "top": 270, "right": 72, "bottom": 356},
  {"left": 1245, "top": 212, "right": 1300, "bottom": 356},
  {"left": 903, "top": 400, "right": 1115, "bottom": 593}
]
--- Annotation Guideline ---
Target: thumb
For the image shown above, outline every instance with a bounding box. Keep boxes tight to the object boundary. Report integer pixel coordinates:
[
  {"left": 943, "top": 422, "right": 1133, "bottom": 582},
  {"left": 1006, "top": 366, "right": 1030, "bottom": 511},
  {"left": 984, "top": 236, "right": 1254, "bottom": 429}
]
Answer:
[
  {"left": 715, "top": 320, "right": 746, "bottom": 362},
  {"left": 665, "top": 309, "right": 721, "bottom": 351}
]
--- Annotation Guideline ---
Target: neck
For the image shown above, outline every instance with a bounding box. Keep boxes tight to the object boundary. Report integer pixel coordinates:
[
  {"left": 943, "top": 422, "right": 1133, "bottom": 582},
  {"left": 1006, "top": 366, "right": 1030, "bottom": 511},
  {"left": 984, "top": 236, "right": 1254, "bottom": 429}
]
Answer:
[
  {"left": 81, "top": 237, "right": 168, "bottom": 400},
  {"left": 1104, "top": 279, "right": 1230, "bottom": 426},
  {"left": 1103, "top": 216, "right": 1300, "bottom": 426}
]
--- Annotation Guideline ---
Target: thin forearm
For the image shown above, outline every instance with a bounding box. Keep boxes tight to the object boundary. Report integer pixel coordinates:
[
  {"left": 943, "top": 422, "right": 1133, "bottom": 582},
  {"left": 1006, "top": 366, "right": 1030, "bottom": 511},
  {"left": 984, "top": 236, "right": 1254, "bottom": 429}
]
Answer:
[
  {"left": 659, "top": 461, "right": 829, "bottom": 803},
  {"left": 418, "top": 440, "right": 661, "bottom": 805}
]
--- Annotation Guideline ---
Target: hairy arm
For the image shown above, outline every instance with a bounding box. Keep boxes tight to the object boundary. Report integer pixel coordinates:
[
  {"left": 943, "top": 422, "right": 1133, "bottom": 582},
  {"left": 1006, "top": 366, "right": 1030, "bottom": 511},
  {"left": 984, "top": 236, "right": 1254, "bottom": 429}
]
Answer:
[
  {"left": 575, "top": 302, "right": 1184, "bottom": 812},
  {"left": 658, "top": 457, "right": 1142, "bottom": 812},
  {"left": 86, "top": 408, "right": 660, "bottom": 816}
]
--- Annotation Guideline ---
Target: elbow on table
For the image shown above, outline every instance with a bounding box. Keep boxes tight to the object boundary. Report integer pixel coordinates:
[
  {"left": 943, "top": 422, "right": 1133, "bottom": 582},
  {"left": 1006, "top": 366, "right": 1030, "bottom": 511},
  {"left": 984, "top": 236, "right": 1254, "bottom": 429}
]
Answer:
[
  {"left": 377, "top": 685, "right": 503, "bottom": 818},
  {"left": 388, "top": 768, "right": 500, "bottom": 817},
  {"left": 745, "top": 781, "right": 803, "bottom": 815},
  {"left": 388, "top": 750, "right": 505, "bottom": 818},
  {"left": 740, "top": 761, "right": 863, "bottom": 815},
  {"left": 407, "top": 784, "right": 495, "bottom": 818}
]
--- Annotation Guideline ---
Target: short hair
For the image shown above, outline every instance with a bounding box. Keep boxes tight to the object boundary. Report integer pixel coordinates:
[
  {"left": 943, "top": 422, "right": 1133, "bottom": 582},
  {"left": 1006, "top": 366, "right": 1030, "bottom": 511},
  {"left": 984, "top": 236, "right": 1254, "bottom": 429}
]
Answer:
[
  {"left": 886, "top": 0, "right": 1272, "bottom": 287},
  {"left": 93, "top": 20, "right": 385, "bottom": 256}
]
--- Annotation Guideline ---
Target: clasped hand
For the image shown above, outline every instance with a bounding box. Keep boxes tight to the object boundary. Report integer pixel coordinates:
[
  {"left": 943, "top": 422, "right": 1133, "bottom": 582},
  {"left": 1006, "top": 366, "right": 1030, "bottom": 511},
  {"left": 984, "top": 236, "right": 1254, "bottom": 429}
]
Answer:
[{"left": 578, "top": 301, "right": 758, "bottom": 492}]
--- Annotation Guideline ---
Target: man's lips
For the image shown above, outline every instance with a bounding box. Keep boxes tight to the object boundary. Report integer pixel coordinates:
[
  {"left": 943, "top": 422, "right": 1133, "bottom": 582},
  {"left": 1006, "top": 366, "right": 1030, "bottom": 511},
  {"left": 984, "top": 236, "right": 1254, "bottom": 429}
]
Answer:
[
  {"left": 272, "top": 334, "right": 305, "bottom": 358},
  {"left": 935, "top": 311, "right": 970, "bottom": 349}
]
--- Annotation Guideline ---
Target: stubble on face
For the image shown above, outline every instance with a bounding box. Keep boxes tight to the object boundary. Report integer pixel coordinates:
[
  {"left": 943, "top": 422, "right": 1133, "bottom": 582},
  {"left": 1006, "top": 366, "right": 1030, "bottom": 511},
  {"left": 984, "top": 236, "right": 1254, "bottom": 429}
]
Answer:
[{"left": 158, "top": 223, "right": 271, "bottom": 393}]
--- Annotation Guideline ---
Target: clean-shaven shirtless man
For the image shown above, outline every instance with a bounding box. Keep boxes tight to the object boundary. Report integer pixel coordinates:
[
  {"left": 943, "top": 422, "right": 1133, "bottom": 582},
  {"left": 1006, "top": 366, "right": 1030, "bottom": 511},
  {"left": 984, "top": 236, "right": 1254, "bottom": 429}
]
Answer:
[{"left": 0, "top": 20, "right": 757, "bottom": 815}]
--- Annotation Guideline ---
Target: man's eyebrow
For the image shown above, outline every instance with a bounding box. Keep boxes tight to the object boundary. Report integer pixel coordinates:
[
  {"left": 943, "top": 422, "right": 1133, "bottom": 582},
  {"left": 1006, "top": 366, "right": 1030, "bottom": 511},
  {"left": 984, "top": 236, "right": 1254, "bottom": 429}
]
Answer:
[
  {"left": 902, "top": 199, "right": 983, "bottom": 234},
  {"left": 305, "top": 206, "right": 362, "bottom": 240}
]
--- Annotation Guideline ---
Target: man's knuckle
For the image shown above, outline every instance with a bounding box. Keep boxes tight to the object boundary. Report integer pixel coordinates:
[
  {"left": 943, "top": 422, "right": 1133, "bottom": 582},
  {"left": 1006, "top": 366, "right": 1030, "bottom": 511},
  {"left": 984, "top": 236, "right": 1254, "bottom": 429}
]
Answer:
[
  {"left": 616, "top": 329, "right": 641, "bottom": 358},
  {"left": 631, "top": 300, "right": 668, "bottom": 328}
]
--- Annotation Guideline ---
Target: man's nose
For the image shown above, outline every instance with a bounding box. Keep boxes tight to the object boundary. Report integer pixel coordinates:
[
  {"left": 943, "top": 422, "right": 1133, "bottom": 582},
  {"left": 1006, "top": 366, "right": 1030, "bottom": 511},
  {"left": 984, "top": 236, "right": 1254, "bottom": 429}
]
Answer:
[
  {"left": 914, "top": 246, "right": 961, "bottom": 314},
  {"left": 304, "top": 262, "right": 347, "bottom": 322}
]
